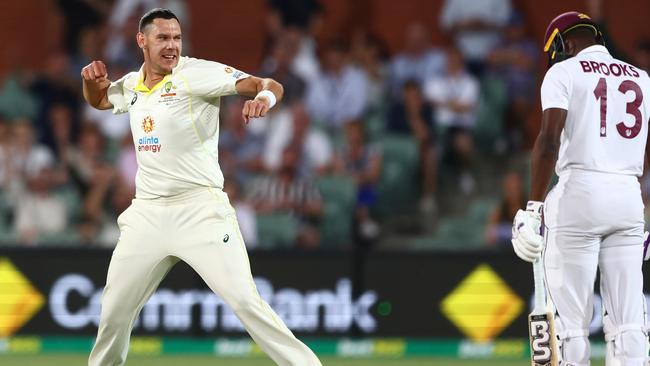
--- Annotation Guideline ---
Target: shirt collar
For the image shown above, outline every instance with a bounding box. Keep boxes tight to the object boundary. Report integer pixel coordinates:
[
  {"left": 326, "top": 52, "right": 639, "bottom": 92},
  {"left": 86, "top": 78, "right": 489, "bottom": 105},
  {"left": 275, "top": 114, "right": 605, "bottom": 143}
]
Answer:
[
  {"left": 577, "top": 45, "right": 609, "bottom": 56},
  {"left": 134, "top": 57, "right": 185, "bottom": 94}
]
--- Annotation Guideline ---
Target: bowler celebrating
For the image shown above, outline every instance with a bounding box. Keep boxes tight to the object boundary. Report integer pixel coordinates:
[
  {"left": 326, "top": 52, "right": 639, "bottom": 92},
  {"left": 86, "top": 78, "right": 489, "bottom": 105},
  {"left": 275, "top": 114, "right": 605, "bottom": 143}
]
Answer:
[{"left": 81, "top": 8, "right": 322, "bottom": 366}]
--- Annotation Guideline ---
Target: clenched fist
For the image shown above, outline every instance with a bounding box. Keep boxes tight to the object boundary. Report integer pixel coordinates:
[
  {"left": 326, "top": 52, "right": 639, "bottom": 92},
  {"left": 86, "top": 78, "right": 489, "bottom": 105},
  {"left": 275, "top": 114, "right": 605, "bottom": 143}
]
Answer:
[
  {"left": 241, "top": 98, "right": 270, "bottom": 124},
  {"left": 81, "top": 60, "right": 108, "bottom": 82}
]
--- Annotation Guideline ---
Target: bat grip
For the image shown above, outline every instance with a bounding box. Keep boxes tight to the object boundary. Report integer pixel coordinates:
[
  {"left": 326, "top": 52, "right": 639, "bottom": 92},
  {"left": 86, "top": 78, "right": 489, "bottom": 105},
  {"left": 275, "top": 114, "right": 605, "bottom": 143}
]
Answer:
[{"left": 533, "top": 258, "right": 547, "bottom": 312}]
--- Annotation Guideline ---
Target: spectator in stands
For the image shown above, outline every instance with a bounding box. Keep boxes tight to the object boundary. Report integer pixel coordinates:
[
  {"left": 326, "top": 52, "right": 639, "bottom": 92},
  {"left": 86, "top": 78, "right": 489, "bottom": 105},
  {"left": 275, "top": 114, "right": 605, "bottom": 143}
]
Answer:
[
  {"left": 9, "top": 120, "right": 67, "bottom": 244},
  {"left": 56, "top": 0, "right": 110, "bottom": 56},
  {"left": 63, "top": 124, "right": 117, "bottom": 244},
  {"left": 29, "top": 52, "right": 80, "bottom": 152},
  {"left": 224, "top": 177, "right": 258, "bottom": 249},
  {"left": 9, "top": 121, "right": 57, "bottom": 190},
  {"left": 105, "top": 5, "right": 145, "bottom": 72},
  {"left": 247, "top": 146, "right": 323, "bottom": 249},
  {"left": 260, "top": 34, "right": 307, "bottom": 106},
  {"left": 440, "top": 0, "right": 512, "bottom": 76},
  {"left": 14, "top": 166, "right": 69, "bottom": 245},
  {"left": 266, "top": 0, "right": 323, "bottom": 83},
  {"left": 485, "top": 171, "right": 525, "bottom": 246},
  {"left": 69, "top": 26, "right": 105, "bottom": 81},
  {"left": 0, "top": 71, "right": 39, "bottom": 121},
  {"left": 334, "top": 121, "right": 382, "bottom": 243},
  {"left": 263, "top": 102, "right": 332, "bottom": 176},
  {"left": 424, "top": 47, "right": 479, "bottom": 195},
  {"left": 306, "top": 40, "right": 369, "bottom": 133},
  {"left": 350, "top": 30, "right": 390, "bottom": 115},
  {"left": 486, "top": 11, "right": 538, "bottom": 152},
  {"left": 48, "top": 103, "right": 76, "bottom": 165},
  {"left": 387, "top": 80, "right": 438, "bottom": 215},
  {"left": 389, "top": 22, "right": 446, "bottom": 96}
]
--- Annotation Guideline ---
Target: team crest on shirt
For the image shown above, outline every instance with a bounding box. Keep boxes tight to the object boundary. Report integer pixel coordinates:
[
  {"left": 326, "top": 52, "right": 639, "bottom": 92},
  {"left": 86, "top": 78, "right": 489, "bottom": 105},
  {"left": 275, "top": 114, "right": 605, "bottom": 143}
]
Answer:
[
  {"left": 159, "top": 81, "right": 180, "bottom": 105},
  {"left": 142, "top": 116, "right": 155, "bottom": 133}
]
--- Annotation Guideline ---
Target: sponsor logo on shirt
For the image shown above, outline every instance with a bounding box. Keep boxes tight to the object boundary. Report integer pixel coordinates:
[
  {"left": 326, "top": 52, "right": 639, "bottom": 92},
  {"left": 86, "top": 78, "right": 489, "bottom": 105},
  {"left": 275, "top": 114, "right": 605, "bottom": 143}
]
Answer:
[
  {"left": 138, "top": 116, "right": 162, "bottom": 153},
  {"left": 131, "top": 93, "right": 138, "bottom": 105},
  {"left": 142, "top": 116, "right": 155, "bottom": 133}
]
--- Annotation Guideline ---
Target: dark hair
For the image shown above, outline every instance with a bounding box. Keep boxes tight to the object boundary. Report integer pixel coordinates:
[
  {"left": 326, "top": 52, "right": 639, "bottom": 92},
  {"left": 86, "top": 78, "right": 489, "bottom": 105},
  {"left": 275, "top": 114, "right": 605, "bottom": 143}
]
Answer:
[{"left": 139, "top": 8, "right": 180, "bottom": 32}]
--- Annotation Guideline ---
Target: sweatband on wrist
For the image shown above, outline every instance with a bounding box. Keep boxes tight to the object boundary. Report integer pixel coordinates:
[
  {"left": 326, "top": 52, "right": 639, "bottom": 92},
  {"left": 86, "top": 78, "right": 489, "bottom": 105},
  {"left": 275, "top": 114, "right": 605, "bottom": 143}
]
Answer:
[{"left": 256, "top": 90, "right": 276, "bottom": 109}]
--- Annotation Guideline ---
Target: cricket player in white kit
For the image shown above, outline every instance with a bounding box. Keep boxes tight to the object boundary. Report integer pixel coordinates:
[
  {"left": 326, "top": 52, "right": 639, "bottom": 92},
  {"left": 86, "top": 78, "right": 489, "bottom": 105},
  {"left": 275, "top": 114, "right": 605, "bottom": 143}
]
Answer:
[
  {"left": 511, "top": 11, "right": 650, "bottom": 366},
  {"left": 80, "top": 8, "right": 322, "bottom": 366}
]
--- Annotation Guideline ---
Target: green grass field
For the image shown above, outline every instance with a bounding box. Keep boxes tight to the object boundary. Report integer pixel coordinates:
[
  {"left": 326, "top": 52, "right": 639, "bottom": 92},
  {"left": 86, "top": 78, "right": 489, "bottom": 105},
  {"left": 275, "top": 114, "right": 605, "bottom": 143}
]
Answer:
[{"left": 0, "top": 355, "right": 607, "bottom": 366}]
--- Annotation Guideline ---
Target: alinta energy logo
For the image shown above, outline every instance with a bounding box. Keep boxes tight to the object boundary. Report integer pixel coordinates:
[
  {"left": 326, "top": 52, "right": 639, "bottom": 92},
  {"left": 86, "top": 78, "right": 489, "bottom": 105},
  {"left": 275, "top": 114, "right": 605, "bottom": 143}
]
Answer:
[
  {"left": 141, "top": 116, "right": 155, "bottom": 133},
  {"left": 0, "top": 258, "right": 44, "bottom": 337},
  {"left": 441, "top": 264, "right": 523, "bottom": 342},
  {"left": 138, "top": 116, "right": 162, "bottom": 153}
]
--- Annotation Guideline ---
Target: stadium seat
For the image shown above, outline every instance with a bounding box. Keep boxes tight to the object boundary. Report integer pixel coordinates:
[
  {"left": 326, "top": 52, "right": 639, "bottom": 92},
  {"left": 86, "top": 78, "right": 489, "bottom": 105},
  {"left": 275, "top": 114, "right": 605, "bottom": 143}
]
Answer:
[
  {"left": 373, "top": 134, "right": 419, "bottom": 218},
  {"left": 255, "top": 213, "right": 298, "bottom": 249},
  {"left": 473, "top": 76, "right": 507, "bottom": 153},
  {"left": 316, "top": 175, "right": 356, "bottom": 248}
]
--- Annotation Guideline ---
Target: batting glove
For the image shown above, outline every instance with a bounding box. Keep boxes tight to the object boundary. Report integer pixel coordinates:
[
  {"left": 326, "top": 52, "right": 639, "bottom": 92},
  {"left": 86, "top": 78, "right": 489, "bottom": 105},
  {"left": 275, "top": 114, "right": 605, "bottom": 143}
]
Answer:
[
  {"left": 511, "top": 201, "right": 544, "bottom": 262},
  {"left": 644, "top": 231, "right": 650, "bottom": 261}
]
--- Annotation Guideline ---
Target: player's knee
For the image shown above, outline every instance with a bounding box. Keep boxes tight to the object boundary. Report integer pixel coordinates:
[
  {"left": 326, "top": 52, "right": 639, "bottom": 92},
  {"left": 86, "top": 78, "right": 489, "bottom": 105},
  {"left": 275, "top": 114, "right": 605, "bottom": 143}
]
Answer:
[
  {"left": 227, "top": 291, "right": 260, "bottom": 313},
  {"left": 559, "top": 335, "right": 590, "bottom": 366}
]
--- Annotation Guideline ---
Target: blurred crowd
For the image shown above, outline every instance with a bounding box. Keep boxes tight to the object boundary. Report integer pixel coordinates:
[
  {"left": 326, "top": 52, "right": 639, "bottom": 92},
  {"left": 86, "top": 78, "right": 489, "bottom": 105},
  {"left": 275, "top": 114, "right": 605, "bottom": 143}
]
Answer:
[{"left": 1, "top": 0, "right": 649, "bottom": 251}]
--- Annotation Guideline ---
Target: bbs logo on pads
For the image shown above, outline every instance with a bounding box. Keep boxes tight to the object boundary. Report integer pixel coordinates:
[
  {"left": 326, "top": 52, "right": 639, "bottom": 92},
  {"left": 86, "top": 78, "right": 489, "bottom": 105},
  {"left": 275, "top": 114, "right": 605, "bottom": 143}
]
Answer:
[{"left": 142, "top": 116, "right": 155, "bottom": 133}]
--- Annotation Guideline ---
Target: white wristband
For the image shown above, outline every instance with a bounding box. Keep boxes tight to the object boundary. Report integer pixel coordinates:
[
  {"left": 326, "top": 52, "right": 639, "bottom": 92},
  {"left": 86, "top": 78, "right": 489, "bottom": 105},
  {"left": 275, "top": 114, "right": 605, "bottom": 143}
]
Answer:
[{"left": 255, "top": 90, "right": 276, "bottom": 109}]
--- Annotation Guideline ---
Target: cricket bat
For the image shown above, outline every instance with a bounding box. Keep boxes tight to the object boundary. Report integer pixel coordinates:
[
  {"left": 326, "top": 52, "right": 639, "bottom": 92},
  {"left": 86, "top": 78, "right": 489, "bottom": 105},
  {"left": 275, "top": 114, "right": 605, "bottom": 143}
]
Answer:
[{"left": 528, "top": 258, "right": 558, "bottom": 366}]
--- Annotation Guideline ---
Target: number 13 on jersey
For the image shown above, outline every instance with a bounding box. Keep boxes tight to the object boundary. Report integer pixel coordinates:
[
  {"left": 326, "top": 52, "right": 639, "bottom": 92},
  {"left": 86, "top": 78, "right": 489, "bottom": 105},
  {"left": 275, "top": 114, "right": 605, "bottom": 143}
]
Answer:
[{"left": 594, "top": 78, "right": 643, "bottom": 138}]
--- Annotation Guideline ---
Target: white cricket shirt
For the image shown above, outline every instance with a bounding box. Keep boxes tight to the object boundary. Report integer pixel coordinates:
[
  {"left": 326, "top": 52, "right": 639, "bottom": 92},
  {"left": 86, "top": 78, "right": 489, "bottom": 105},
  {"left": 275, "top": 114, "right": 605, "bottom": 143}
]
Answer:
[
  {"left": 541, "top": 45, "right": 650, "bottom": 177},
  {"left": 107, "top": 57, "right": 249, "bottom": 198}
]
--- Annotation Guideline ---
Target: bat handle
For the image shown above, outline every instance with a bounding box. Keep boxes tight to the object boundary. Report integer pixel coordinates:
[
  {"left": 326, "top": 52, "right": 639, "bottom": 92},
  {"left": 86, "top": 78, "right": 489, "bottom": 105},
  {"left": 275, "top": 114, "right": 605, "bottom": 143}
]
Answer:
[{"left": 533, "top": 258, "right": 547, "bottom": 312}]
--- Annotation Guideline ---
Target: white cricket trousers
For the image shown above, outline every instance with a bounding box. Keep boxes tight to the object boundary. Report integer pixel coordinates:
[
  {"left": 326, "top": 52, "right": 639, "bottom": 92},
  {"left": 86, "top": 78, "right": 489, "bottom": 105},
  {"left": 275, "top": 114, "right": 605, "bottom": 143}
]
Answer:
[
  {"left": 544, "top": 170, "right": 646, "bottom": 365},
  {"left": 88, "top": 188, "right": 322, "bottom": 366}
]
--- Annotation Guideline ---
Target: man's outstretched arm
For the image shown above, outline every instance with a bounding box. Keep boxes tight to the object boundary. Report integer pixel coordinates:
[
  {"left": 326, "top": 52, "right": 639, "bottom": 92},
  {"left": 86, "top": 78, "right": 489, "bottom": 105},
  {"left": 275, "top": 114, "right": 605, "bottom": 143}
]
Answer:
[{"left": 81, "top": 60, "right": 113, "bottom": 110}]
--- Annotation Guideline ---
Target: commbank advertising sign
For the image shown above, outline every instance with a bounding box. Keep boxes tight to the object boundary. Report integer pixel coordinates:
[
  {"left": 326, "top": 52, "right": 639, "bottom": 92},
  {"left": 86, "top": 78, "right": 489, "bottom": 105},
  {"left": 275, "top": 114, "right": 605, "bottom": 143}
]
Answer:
[{"left": 2, "top": 248, "right": 648, "bottom": 339}]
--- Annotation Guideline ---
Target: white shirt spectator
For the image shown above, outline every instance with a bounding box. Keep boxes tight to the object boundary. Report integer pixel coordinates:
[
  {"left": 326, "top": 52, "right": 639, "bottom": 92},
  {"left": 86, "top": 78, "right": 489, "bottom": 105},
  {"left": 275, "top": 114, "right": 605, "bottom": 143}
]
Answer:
[
  {"left": 306, "top": 65, "right": 369, "bottom": 129},
  {"left": 440, "top": 0, "right": 512, "bottom": 62},
  {"left": 15, "top": 192, "right": 67, "bottom": 243},
  {"left": 390, "top": 49, "right": 446, "bottom": 94},
  {"left": 424, "top": 71, "right": 479, "bottom": 129},
  {"left": 263, "top": 107, "right": 332, "bottom": 174},
  {"left": 84, "top": 104, "right": 131, "bottom": 140}
]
